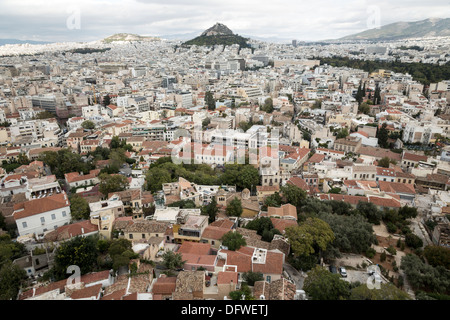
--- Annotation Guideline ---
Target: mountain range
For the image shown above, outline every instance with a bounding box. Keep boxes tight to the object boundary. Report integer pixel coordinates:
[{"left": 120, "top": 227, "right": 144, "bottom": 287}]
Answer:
[
  {"left": 1, "top": 17, "right": 448, "bottom": 46},
  {"left": 339, "top": 18, "right": 450, "bottom": 41}
]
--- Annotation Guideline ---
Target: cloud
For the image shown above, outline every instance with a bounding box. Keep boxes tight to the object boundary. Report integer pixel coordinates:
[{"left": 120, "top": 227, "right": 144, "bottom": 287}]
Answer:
[{"left": 0, "top": 0, "right": 448, "bottom": 42}]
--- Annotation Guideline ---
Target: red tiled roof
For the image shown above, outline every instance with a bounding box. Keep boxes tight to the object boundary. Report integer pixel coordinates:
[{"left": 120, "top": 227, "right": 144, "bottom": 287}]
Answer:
[{"left": 13, "top": 193, "right": 70, "bottom": 220}]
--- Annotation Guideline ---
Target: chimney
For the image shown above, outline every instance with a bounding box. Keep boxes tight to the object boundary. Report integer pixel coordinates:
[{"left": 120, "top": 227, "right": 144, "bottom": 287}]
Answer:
[{"left": 81, "top": 228, "right": 85, "bottom": 234}]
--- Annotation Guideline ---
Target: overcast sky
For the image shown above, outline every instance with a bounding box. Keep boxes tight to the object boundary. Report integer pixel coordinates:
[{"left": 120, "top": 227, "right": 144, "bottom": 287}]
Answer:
[{"left": 1, "top": 0, "right": 449, "bottom": 42}]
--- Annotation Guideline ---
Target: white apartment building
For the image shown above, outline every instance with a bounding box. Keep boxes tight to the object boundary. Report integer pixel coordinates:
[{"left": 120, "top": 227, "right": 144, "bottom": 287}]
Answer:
[{"left": 13, "top": 192, "right": 71, "bottom": 238}]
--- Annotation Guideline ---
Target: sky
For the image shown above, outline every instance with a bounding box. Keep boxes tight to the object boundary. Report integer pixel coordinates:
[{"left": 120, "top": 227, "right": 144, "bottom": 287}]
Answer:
[{"left": 0, "top": 0, "right": 449, "bottom": 42}]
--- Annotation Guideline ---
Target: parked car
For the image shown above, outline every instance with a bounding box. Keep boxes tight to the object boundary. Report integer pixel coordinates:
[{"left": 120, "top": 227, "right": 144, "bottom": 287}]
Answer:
[
  {"left": 339, "top": 267, "right": 347, "bottom": 277},
  {"left": 329, "top": 265, "right": 337, "bottom": 274}
]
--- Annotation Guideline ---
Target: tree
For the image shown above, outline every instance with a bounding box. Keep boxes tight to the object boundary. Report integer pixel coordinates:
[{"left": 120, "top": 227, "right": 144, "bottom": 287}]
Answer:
[
  {"left": 229, "top": 283, "right": 255, "bottom": 300},
  {"left": 162, "top": 251, "right": 186, "bottom": 270},
  {"left": 378, "top": 157, "right": 391, "bottom": 168},
  {"left": 245, "top": 217, "right": 274, "bottom": 236},
  {"left": 81, "top": 120, "right": 96, "bottom": 130},
  {"left": 336, "top": 128, "right": 349, "bottom": 139},
  {"left": 303, "top": 266, "right": 350, "bottom": 300},
  {"left": 318, "top": 212, "right": 376, "bottom": 257},
  {"left": 377, "top": 123, "right": 389, "bottom": 148},
  {"left": 205, "top": 91, "right": 216, "bottom": 110},
  {"left": 103, "top": 95, "right": 111, "bottom": 106},
  {"left": 107, "top": 238, "right": 139, "bottom": 272},
  {"left": 146, "top": 167, "right": 172, "bottom": 193},
  {"left": 242, "top": 271, "right": 264, "bottom": 286},
  {"left": 350, "top": 283, "right": 410, "bottom": 300},
  {"left": 398, "top": 206, "right": 418, "bottom": 220},
  {"left": 280, "top": 184, "right": 307, "bottom": 207},
  {"left": 261, "top": 98, "right": 274, "bottom": 113},
  {"left": 356, "top": 201, "right": 383, "bottom": 225},
  {"left": 226, "top": 197, "right": 243, "bottom": 217},
  {"left": 221, "top": 231, "right": 246, "bottom": 251},
  {"left": 0, "top": 261, "right": 27, "bottom": 300},
  {"left": 358, "top": 102, "right": 370, "bottom": 115},
  {"left": 401, "top": 254, "right": 450, "bottom": 294},
  {"left": 201, "top": 198, "right": 219, "bottom": 223},
  {"left": 52, "top": 236, "right": 98, "bottom": 280},
  {"left": 0, "top": 234, "right": 27, "bottom": 268},
  {"left": 263, "top": 192, "right": 282, "bottom": 209},
  {"left": 423, "top": 245, "right": 450, "bottom": 269},
  {"left": 69, "top": 194, "right": 90, "bottom": 221},
  {"left": 405, "top": 233, "right": 423, "bottom": 249},
  {"left": 285, "top": 217, "right": 335, "bottom": 257},
  {"left": 98, "top": 173, "right": 129, "bottom": 196}
]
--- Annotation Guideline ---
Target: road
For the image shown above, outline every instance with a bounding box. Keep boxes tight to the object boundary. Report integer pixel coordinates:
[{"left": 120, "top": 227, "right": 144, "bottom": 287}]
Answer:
[{"left": 283, "top": 263, "right": 306, "bottom": 290}]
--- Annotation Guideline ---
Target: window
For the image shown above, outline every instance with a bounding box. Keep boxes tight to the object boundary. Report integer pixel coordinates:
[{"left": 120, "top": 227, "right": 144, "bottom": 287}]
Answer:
[
  {"left": 266, "top": 275, "right": 271, "bottom": 283},
  {"left": 62, "top": 211, "right": 67, "bottom": 217},
  {"left": 142, "top": 234, "right": 146, "bottom": 239},
  {"left": 211, "top": 240, "right": 215, "bottom": 245},
  {"left": 51, "top": 214, "right": 56, "bottom": 220},
  {"left": 22, "top": 222, "right": 27, "bottom": 228},
  {"left": 129, "top": 234, "right": 133, "bottom": 239},
  {"left": 40, "top": 217, "right": 45, "bottom": 224}
]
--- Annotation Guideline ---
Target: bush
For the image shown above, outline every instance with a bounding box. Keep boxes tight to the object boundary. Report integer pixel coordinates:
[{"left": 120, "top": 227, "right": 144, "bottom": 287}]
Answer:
[
  {"left": 380, "top": 251, "right": 387, "bottom": 262},
  {"left": 386, "top": 222, "right": 397, "bottom": 234},
  {"left": 366, "top": 248, "right": 376, "bottom": 259},
  {"left": 387, "top": 246, "right": 397, "bottom": 256},
  {"left": 405, "top": 233, "right": 423, "bottom": 249}
]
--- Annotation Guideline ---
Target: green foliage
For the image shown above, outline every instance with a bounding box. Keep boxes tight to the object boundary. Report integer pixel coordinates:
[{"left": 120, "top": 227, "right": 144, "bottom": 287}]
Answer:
[
  {"left": 350, "top": 282, "right": 410, "bottom": 300},
  {"left": 387, "top": 246, "right": 397, "bottom": 256},
  {"left": 69, "top": 194, "right": 90, "bottom": 221},
  {"left": 245, "top": 217, "right": 274, "bottom": 236},
  {"left": 1, "top": 162, "right": 22, "bottom": 173},
  {"left": 336, "top": 128, "right": 349, "bottom": 139},
  {"left": 201, "top": 198, "right": 218, "bottom": 223},
  {"left": 260, "top": 98, "right": 274, "bottom": 113},
  {"left": 35, "top": 111, "right": 56, "bottom": 119},
  {"left": 229, "top": 283, "right": 255, "bottom": 300},
  {"left": 168, "top": 199, "right": 196, "bottom": 209},
  {"left": 366, "top": 248, "right": 376, "bottom": 259},
  {"left": 38, "top": 149, "right": 93, "bottom": 179},
  {"left": 108, "top": 238, "right": 138, "bottom": 271},
  {"left": 423, "top": 245, "right": 450, "bottom": 269},
  {"left": 401, "top": 254, "right": 450, "bottom": 294},
  {"left": 358, "top": 102, "right": 371, "bottom": 115},
  {"left": 380, "top": 251, "right": 387, "bottom": 262},
  {"left": 0, "top": 261, "right": 27, "bottom": 300},
  {"left": 226, "top": 197, "right": 243, "bottom": 217},
  {"left": 280, "top": 184, "right": 307, "bottom": 207},
  {"left": 303, "top": 266, "right": 350, "bottom": 300},
  {"left": 288, "top": 254, "right": 319, "bottom": 272},
  {"left": 81, "top": 120, "right": 95, "bottom": 130},
  {"left": 356, "top": 201, "right": 383, "bottom": 225},
  {"left": 205, "top": 91, "right": 216, "bottom": 111},
  {"left": 405, "top": 233, "right": 423, "bottom": 249},
  {"left": 162, "top": 251, "right": 186, "bottom": 270},
  {"left": 378, "top": 157, "right": 391, "bottom": 168},
  {"left": 386, "top": 222, "right": 398, "bottom": 234},
  {"left": 98, "top": 173, "right": 129, "bottom": 196},
  {"left": 242, "top": 271, "right": 264, "bottom": 286},
  {"left": 184, "top": 34, "right": 249, "bottom": 47},
  {"left": 285, "top": 217, "right": 335, "bottom": 257},
  {"left": 221, "top": 231, "right": 246, "bottom": 251},
  {"left": 377, "top": 123, "right": 390, "bottom": 148},
  {"left": 0, "top": 234, "right": 26, "bottom": 268},
  {"left": 318, "top": 212, "right": 377, "bottom": 257},
  {"left": 53, "top": 236, "right": 98, "bottom": 280},
  {"left": 263, "top": 192, "right": 283, "bottom": 209},
  {"left": 317, "top": 56, "right": 450, "bottom": 86}
]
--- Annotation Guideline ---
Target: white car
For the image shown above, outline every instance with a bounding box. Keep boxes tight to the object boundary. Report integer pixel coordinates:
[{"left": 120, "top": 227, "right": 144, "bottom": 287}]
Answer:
[{"left": 339, "top": 267, "right": 347, "bottom": 278}]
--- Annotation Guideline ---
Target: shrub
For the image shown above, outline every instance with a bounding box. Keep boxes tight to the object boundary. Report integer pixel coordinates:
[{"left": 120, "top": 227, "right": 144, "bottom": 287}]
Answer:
[
  {"left": 366, "top": 248, "right": 376, "bottom": 259},
  {"left": 380, "top": 251, "right": 387, "bottom": 262},
  {"left": 405, "top": 233, "right": 423, "bottom": 249},
  {"left": 386, "top": 222, "right": 397, "bottom": 234},
  {"left": 387, "top": 246, "right": 397, "bottom": 256}
]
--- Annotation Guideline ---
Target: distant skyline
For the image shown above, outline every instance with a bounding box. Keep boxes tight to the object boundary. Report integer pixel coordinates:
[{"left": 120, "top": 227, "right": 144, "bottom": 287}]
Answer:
[{"left": 1, "top": 0, "right": 449, "bottom": 42}]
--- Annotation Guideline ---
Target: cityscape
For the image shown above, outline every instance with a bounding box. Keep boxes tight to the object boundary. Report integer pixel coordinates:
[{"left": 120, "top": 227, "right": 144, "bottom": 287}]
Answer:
[{"left": 0, "top": 1, "right": 449, "bottom": 304}]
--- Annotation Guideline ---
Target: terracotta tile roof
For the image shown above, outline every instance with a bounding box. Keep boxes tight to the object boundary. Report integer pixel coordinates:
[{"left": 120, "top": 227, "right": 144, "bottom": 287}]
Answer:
[
  {"left": 124, "top": 220, "right": 169, "bottom": 234},
  {"left": 175, "top": 271, "right": 204, "bottom": 294},
  {"left": 177, "top": 241, "right": 211, "bottom": 255},
  {"left": 69, "top": 283, "right": 102, "bottom": 300},
  {"left": 152, "top": 276, "right": 177, "bottom": 295},
  {"left": 44, "top": 220, "right": 98, "bottom": 242},
  {"left": 378, "top": 181, "right": 416, "bottom": 194},
  {"left": 209, "top": 219, "right": 234, "bottom": 229},
  {"left": 252, "top": 251, "right": 284, "bottom": 275},
  {"left": 101, "top": 288, "right": 127, "bottom": 300},
  {"left": 201, "top": 225, "right": 231, "bottom": 240},
  {"left": 217, "top": 271, "right": 238, "bottom": 285},
  {"left": 270, "top": 218, "right": 298, "bottom": 233},
  {"left": 403, "top": 152, "right": 427, "bottom": 162},
  {"left": 267, "top": 204, "right": 297, "bottom": 220},
  {"left": 13, "top": 192, "right": 70, "bottom": 220}
]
